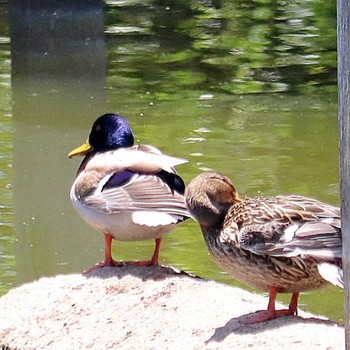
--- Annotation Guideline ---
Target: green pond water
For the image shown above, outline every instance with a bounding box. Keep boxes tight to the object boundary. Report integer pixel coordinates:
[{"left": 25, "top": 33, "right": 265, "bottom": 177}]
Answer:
[{"left": 0, "top": 0, "right": 343, "bottom": 323}]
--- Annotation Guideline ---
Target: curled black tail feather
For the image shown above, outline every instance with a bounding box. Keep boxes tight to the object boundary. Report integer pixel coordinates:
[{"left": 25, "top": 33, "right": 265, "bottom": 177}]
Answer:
[{"left": 156, "top": 170, "right": 186, "bottom": 195}]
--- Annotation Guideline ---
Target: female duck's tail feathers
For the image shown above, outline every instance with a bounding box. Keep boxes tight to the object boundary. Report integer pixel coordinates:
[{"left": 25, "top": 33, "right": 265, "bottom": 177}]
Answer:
[{"left": 317, "top": 262, "right": 343, "bottom": 288}]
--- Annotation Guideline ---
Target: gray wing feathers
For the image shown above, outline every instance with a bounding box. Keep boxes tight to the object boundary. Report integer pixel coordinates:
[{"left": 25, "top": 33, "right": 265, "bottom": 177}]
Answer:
[
  {"left": 236, "top": 197, "right": 342, "bottom": 260},
  {"left": 83, "top": 174, "right": 189, "bottom": 217}
]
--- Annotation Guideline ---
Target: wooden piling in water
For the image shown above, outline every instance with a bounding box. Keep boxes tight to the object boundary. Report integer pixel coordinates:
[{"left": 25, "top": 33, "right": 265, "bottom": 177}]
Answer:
[{"left": 337, "top": 0, "right": 350, "bottom": 347}]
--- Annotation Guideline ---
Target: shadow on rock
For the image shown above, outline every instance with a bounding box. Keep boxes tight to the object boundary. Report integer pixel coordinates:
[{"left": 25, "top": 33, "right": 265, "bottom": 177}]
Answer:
[
  {"left": 205, "top": 313, "right": 341, "bottom": 344},
  {"left": 83, "top": 264, "right": 202, "bottom": 282}
]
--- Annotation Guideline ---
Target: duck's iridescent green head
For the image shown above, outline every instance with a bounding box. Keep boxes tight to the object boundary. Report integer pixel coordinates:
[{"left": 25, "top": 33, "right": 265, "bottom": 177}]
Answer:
[
  {"left": 68, "top": 113, "right": 134, "bottom": 158},
  {"left": 89, "top": 113, "right": 134, "bottom": 151}
]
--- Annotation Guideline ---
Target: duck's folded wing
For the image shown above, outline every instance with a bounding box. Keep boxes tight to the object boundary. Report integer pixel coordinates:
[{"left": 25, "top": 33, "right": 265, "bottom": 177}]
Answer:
[
  {"left": 226, "top": 195, "right": 342, "bottom": 260},
  {"left": 82, "top": 172, "right": 190, "bottom": 222},
  {"left": 238, "top": 218, "right": 342, "bottom": 260},
  {"left": 223, "top": 196, "right": 343, "bottom": 287}
]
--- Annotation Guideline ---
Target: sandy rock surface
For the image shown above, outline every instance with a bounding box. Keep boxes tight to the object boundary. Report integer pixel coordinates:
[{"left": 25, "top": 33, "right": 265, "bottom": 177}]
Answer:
[{"left": 0, "top": 266, "right": 344, "bottom": 350}]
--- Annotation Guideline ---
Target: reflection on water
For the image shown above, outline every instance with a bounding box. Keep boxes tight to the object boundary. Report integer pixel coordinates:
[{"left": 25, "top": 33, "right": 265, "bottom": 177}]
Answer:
[
  {"left": 104, "top": 0, "right": 336, "bottom": 96},
  {"left": 0, "top": 0, "right": 342, "bottom": 322},
  {"left": 9, "top": 0, "right": 107, "bottom": 284},
  {"left": 0, "top": 3, "right": 14, "bottom": 296}
]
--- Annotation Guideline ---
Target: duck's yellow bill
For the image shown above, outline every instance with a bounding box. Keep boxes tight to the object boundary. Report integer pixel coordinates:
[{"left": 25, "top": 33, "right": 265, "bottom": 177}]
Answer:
[{"left": 68, "top": 139, "right": 93, "bottom": 158}]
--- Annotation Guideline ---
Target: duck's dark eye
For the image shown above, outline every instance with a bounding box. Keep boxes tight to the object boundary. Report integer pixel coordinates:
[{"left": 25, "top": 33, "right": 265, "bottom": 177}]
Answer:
[{"left": 95, "top": 124, "right": 101, "bottom": 131}]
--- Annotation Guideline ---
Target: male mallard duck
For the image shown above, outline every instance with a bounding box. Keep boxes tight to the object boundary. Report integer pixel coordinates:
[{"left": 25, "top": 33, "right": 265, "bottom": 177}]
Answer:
[
  {"left": 69, "top": 113, "right": 190, "bottom": 272},
  {"left": 185, "top": 171, "right": 343, "bottom": 323}
]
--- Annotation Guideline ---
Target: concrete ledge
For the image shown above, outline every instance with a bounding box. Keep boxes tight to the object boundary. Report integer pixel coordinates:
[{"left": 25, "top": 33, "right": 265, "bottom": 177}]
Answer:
[{"left": 0, "top": 266, "right": 344, "bottom": 349}]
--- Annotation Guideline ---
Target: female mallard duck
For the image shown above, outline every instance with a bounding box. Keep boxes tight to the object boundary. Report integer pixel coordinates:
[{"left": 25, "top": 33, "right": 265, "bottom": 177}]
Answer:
[
  {"left": 69, "top": 113, "right": 190, "bottom": 272},
  {"left": 185, "top": 171, "right": 343, "bottom": 323}
]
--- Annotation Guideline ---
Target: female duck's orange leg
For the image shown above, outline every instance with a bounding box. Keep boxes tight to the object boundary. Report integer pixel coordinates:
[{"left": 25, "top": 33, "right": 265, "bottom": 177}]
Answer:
[
  {"left": 243, "top": 288, "right": 299, "bottom": 324},
  {"left": 269, "top": 288, "right": 299, "bottom": 318}
]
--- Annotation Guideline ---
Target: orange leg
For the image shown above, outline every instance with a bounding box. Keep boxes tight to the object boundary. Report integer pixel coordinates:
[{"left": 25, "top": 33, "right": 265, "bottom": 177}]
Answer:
[
  {"left": 103, "top": 233, "right": 119, "bottom": 266},
  {"left": 122, "top": 237, "right": 162, "bottom": 267},
  {"left": 287, "top": 291, "right": 299, "bottom": 315},
  {"left": 242, "top": 288, "right": 299, "bottom": 324},
  {"left": 83, "top": 236, "right": 162, "bottom": 273},
  {"left": 83, "top": 233, "right": 120, "bottom": 273},
  {"left": 150, "top": 237, "right": 161, "bottom": 265}
]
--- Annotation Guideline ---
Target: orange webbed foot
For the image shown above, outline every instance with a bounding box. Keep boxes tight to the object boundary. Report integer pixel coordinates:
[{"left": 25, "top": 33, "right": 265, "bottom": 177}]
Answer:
[
  {"left": 240, "top": 289, "right": 299, "bottom": 324},
  {"left": 240, "top": 308, "right": 296, "bottom": 324}
]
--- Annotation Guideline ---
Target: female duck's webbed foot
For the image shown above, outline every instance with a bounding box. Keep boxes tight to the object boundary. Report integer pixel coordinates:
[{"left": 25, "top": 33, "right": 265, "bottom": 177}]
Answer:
[{"left": 241, "top": 289, "right": 299, "bottom": 324}]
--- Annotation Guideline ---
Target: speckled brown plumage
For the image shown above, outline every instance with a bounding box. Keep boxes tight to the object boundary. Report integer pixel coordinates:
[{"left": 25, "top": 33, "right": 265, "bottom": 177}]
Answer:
[{"left": 185, "top": 171, "right": 343, "bottom": 323}]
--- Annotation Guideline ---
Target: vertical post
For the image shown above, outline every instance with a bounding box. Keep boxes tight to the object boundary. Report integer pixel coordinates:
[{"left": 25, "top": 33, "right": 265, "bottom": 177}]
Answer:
[{"left": 338, "top": 0, "right": 350, "bottom": 347}]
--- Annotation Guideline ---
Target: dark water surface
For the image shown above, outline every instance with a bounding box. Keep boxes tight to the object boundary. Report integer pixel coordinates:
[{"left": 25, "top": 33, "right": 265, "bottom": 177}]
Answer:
[{"left": 0, "top": 0, "right": 342, "bottom": 322}]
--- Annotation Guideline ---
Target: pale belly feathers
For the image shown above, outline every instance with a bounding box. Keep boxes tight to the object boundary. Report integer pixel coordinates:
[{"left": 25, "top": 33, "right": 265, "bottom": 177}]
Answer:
[{"left": 70, "top": 188, "right": 178, "bottom": 241}]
